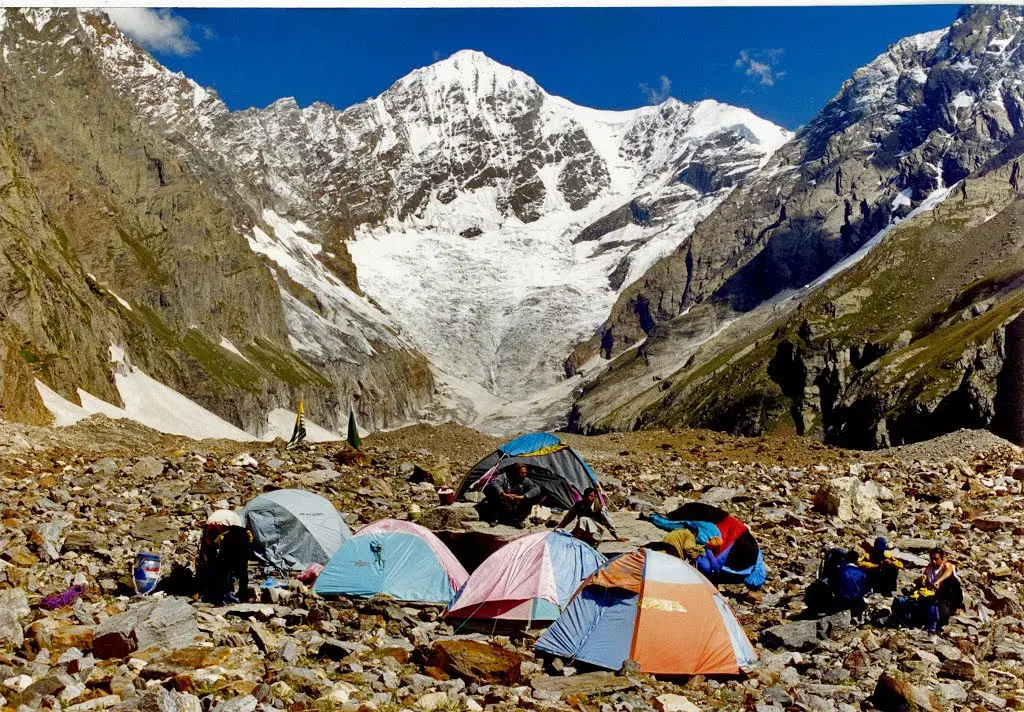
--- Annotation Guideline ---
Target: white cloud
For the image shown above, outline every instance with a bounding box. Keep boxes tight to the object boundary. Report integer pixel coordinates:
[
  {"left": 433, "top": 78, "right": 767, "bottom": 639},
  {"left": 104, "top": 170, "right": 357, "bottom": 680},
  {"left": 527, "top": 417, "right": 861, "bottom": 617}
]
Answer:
[
  {"left": 639, "top": 75, "right": 672, "bottom": 105},
  {"left": 735, "top": 49, "right": 786, "bottom": 87},
  {"left": 105, "top": 8, "right": 199, "bottom": 56}
]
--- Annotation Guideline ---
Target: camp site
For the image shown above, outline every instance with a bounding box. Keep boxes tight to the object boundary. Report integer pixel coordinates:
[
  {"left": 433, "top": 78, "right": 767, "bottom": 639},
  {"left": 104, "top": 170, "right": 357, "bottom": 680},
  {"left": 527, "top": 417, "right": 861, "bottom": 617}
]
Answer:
[{"left": 0, "top": 419, "right": 1017, "bottom": 712}]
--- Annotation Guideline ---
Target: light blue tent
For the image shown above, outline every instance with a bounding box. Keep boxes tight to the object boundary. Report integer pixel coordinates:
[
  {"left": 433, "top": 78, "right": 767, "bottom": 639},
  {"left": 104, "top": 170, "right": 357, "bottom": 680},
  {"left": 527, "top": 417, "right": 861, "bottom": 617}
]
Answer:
[
  {"left": 244, "top": 489, "right": 352, "bottom": 571},
  {"left": 314, "top": 519, "right": 469, "bottom": 604}
]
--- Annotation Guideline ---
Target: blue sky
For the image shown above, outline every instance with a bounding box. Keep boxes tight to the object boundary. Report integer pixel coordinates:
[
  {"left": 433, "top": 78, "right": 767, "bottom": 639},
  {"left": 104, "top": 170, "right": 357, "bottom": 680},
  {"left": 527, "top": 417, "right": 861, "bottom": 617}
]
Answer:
[{"left": 124, "top": 5, "right": 961, "bottom": 130}]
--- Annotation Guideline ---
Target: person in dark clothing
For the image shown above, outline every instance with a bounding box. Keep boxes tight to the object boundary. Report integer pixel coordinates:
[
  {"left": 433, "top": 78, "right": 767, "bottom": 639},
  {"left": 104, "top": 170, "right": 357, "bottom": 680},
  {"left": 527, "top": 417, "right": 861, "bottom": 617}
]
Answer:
[
  {"left": 805, "top": 548, "right": 867, "bottom": 618},
  {"left": 558, "top": 487, "right": 626, "bottom": 545},
  {"left": 835, "top": 550, "right": 869, "bottom": 620},
  {"left": 859, "top": 537, "right": 903, "bottom": 595},
  {"left": 197, "top": 511, "right": 251, "bottom": 605},
  {"left": 483, "top": 463, "right": 543, "bottom": 526}
]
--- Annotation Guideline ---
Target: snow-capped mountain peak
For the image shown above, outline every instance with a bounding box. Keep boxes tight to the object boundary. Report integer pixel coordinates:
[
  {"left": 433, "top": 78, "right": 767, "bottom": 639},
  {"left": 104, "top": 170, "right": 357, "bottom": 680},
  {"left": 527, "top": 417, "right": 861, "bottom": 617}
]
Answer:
[
  {"left": 398, "top": 49, "right": 540, "bottom": 98},
  {"left": 57, "top": 11, "right": 792, "bottom": 430}
]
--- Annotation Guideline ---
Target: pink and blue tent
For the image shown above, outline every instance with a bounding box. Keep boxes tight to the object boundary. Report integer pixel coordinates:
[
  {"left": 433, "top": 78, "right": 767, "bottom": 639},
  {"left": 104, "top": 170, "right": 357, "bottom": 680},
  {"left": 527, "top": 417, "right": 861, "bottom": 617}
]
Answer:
[
  {"left": 314, "top": 519, "right": 469, "bottom": 605},
  {"left": 444, "top": 531, "right": 606, "bottom": 623}
]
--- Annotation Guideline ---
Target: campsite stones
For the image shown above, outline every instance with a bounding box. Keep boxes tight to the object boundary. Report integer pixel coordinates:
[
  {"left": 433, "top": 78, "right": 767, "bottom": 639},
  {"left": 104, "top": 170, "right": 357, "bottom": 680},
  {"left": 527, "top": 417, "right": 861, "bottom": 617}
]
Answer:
[
  {"left": 428, "top": 640, "right": 525, "bottom": 685},
  {"left": 813, "top": 477, "right": 888, "bottom": 521},
  {"left": 93, "top": 598, "right": 200, "bottom": 659},
  {"left": 0, "top": 588, "right": 29, "bottom": 647}
]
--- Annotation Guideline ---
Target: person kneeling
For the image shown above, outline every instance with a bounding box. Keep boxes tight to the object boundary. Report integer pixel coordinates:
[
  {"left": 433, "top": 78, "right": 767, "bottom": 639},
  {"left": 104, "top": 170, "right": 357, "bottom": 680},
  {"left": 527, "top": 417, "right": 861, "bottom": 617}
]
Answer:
[{"left": 804, "top": 549, "right": 868, "bottom": 620}]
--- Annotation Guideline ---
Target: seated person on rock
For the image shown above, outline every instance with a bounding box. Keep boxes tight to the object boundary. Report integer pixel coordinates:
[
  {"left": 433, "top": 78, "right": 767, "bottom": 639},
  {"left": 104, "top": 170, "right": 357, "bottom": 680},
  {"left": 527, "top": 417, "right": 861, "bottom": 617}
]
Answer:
[
  {"left": 197, "top": 509, "right": 252, "bottom": 605},
  {"left": 482, "top": 463, "right": 543, "bottom": 527},
  {"left": 889, "top": 547, "right": 962, "bottom": 633},
  {"left": 858, "top": 537, "right": 903, "bottom": 595},
  {"left": 558, "top": 487, "right": 627, "bottom": 545}
]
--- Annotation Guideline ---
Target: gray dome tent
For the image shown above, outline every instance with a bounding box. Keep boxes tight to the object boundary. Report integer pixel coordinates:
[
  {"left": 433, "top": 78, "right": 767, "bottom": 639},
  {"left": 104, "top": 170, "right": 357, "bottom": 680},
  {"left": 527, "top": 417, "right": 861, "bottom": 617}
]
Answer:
[{"left": 243, "top": 489, "right": 352, "bottom": 571}]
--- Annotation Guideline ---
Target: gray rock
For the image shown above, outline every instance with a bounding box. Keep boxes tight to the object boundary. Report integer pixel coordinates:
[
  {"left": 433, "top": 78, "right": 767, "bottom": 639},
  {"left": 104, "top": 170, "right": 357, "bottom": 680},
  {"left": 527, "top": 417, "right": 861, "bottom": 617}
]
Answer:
[
  {"left": 0, "top": 588, "right": 30, "bottom": 647},
  {"left": 63, "top": 530, "right": 108, "bottom": 553},
  {"left": 934, "top": 682, "right": 967, "bottom": 702},
  {"left": 211, "top": 696, "right": 258, "bottom": 712},
  {"left": 759, "top": 620, "right": 820, "bottom": 650},
  {"left": 130, "top": 516, "right": 179, "bottom": 543},
  {"left": 89, "top": 458, "right": 119, "bottom": 475},
  {"left": 700, "top": 487, "right": 741, "bottom": 504},
  {"left": 129, "top": 457, "right": 165, "bottom": 479},
  {"left": 319, "top": 638, "right": 369, "bottom": 660},
  {"left": 813, "top": 477, "right": 884, "bottom": 521},
  {"left": 93, "top": 598, "right": 200, "bottom": 659}
]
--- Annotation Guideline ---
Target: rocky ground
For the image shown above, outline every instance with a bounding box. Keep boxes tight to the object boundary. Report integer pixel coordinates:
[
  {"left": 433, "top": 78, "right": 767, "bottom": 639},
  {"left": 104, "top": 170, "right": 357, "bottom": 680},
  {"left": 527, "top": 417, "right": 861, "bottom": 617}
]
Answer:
[{"left": 1, "top": 417, "right": 1022, "bottom": 711}]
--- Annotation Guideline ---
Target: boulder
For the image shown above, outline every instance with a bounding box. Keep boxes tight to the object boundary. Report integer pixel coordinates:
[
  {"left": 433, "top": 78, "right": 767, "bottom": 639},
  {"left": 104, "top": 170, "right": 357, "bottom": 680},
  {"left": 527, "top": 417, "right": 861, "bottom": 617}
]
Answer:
[
  {"left": 419, "top": 503, "right": 480, "bottom": 530},
  {"left": 813, "top": 477, "right": 885, "bottom": 521},
  {"left": 111, "top": 687, "right": 201, "bottom": 712},
  {"left": 93, "top": 598, "right": 200, "bottom": 659},
  {"left": 129, "top": 457, "right": 165, "bottom": 479},
  {"left": 654, "top": 694, "right": 701, "bottom": 712},
  {"left": 131, "top": 516, "right": 179, "bottom": 543},
  {"left": 530, "top": 672, "right": 635, "bottom": 697},
  {"left": 63, "top": 530, "right": 108, "bottom": 553},
  {"left": 760, "top": 620, "right": 820, "bottom": 651},
  {"left": 25, "top": 619, "right": 94, "bottom": 654},
  {"left": 0, "top": 588, "right": 30, "bottom": 647},
  {"left": 872, "top": 672, "right": 946, "bottom": 711},
  {"left": 428, "top": 640, "right": 524, "bottom": 685},
  {"left": 938, "top": 659, "right": 979, "bottom": 682}
]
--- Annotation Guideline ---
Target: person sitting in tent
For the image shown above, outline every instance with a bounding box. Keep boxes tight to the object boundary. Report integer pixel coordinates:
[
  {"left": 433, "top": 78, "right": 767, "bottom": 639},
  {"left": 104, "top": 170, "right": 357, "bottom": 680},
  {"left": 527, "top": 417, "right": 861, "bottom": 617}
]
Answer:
[
  {"left": 557, "top": 488, "right": 626, "bottom": 545},
  {"left": 889, "top": 547, "right": 963, "bottom": 632},
  {"left": 197, "top": 509, "right": 252, "bottom": 605},
  {"left": 858, "top": 537, "right": 903, "bottom": 595},
  {"left": 483, "top": 463, "right": 543, "bottom": 526}
]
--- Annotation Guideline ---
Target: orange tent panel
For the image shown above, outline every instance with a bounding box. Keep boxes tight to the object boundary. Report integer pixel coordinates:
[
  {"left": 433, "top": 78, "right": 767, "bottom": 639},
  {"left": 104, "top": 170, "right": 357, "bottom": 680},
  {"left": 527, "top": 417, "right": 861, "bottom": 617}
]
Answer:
[{"left": 631, "top": 581, "right": 740, "bottom": 675}]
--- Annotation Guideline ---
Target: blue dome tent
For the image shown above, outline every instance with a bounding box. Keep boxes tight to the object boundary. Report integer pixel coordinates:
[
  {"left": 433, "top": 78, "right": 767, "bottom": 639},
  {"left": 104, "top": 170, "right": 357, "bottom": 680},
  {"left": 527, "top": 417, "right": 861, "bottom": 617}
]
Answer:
[{"left": 314, "top": 519, "right": 469, "bottom": 604}]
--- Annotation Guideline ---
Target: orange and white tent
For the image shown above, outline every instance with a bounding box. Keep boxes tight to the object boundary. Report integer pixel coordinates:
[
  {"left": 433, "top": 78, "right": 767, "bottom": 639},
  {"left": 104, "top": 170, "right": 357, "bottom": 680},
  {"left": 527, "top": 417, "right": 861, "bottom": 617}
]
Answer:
[{"left": 535, "top": 548, "right": 757, "bottom": 675}]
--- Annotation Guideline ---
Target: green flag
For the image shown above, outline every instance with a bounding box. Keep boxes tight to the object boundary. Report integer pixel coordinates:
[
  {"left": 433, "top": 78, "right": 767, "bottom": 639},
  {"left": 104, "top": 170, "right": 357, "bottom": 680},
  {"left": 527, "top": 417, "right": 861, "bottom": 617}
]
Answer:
[{"left": 347, "top": 407, "right": 361, "bottom": 450}]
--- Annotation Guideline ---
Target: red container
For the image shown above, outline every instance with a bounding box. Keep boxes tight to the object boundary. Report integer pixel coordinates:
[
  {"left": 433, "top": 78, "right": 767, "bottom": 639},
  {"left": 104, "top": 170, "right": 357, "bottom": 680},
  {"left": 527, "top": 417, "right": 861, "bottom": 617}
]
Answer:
[{"left": 438, "top": 488, "right": 456, "bottom": 506}]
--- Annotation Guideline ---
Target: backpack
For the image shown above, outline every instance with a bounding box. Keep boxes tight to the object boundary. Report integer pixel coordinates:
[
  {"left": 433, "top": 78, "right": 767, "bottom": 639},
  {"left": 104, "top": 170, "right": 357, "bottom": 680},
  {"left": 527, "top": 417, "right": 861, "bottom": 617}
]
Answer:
[{"left": 818, "top": 547, "right": 849, "bottom": 584}]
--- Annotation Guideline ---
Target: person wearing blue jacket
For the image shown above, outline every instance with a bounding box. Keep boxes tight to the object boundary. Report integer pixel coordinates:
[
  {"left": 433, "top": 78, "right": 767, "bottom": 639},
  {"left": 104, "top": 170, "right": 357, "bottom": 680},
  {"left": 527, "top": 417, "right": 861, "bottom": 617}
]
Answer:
[{"left": 836, "top": 549, "right": 869, "bottom": 620}]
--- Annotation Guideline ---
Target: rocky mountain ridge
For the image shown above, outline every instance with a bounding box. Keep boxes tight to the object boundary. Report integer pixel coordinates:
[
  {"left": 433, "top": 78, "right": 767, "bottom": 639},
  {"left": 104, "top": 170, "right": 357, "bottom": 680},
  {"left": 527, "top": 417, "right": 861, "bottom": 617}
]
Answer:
[
  {"left": 0, "top": 8, "right": 433, "bottom": 437},
  {"left": 16, "top": 8, "right": 793, "bottom": 433},
  {"left": 572, "top": 5, "right": 1024, "bottom": 448}
]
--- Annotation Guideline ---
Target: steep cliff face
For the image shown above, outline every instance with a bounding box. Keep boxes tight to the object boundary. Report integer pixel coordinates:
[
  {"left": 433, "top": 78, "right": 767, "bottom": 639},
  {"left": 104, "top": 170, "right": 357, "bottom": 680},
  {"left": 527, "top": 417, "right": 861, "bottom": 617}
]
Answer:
[
  {"left": 0, "top": 9, "right": 433, "bottom": 434},
  {"left": 572, "top": 5, "right": 1024, "bottom": 447},
  {"left": 574, "top": 163, "right": 1024, "bottom": 447},
  {"left": 65, "top": 15, "right": 790, "bottom": 430},
  {"left": 586, "top": 6, "right": 1024, "bottom": 356}
]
